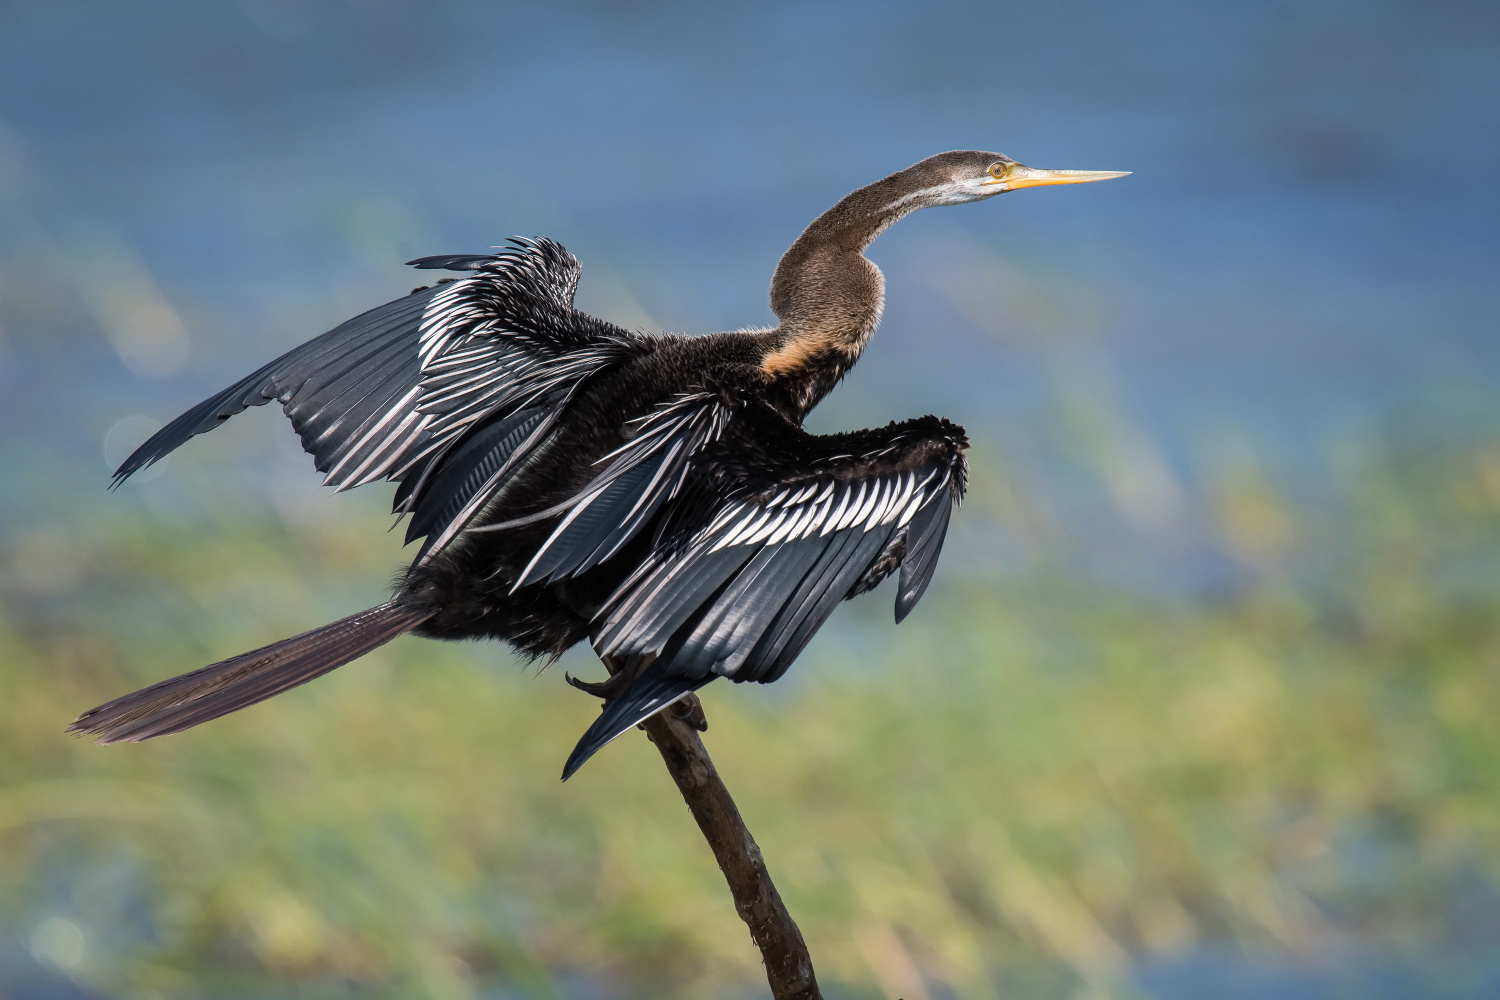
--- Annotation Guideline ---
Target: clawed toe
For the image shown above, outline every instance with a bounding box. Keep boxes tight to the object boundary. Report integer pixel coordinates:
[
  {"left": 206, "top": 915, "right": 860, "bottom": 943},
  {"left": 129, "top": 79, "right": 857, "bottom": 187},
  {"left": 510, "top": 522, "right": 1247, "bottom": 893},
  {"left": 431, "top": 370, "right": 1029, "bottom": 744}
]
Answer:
[
  {"left": 565, "top": 671, "right": 630, "bottom": 699},
  {"left": 567, "top": 652, "right": 655, "bottom": 701}
]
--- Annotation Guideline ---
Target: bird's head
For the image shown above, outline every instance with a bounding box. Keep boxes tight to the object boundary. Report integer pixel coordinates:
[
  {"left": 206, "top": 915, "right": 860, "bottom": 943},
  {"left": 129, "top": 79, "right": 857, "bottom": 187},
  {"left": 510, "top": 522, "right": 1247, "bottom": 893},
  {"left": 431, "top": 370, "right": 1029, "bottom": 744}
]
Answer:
[{"left": 896, "top": 150, "right": 1129, "bottom": 207}]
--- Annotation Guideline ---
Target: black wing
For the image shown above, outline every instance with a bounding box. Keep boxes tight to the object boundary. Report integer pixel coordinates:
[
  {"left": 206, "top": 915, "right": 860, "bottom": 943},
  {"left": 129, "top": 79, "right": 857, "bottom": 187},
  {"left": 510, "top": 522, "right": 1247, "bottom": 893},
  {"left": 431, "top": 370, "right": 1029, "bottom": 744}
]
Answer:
[
  {"left": 540, "top": 397, "right": 967, "bottom": 778},
  {"left": 112, "top": 238, "right": 645, "bottom": 553}
]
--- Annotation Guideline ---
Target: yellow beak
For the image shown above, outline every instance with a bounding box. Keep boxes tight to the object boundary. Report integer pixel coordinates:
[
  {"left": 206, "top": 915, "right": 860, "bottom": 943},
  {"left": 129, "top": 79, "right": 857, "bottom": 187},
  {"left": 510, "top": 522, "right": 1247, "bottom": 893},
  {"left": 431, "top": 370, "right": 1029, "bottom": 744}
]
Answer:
[{"left": 988, "top": 164, "right": 1131, "bottom": 191}]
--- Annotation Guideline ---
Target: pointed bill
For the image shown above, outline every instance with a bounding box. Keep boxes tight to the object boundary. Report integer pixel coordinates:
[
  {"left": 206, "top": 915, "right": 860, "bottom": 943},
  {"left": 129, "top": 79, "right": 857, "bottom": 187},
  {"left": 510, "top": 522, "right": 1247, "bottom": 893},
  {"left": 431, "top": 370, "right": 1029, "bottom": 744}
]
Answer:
[{"left": 989, "top": 164, "right": 1131, "bottom": 191}]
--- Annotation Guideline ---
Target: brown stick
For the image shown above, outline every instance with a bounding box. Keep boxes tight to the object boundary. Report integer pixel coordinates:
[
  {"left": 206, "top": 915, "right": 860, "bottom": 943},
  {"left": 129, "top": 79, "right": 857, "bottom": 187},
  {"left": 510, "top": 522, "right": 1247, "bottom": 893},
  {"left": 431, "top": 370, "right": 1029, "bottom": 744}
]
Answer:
[{"left": 642, "top": 708, "right": 823, "bottom": 1000}]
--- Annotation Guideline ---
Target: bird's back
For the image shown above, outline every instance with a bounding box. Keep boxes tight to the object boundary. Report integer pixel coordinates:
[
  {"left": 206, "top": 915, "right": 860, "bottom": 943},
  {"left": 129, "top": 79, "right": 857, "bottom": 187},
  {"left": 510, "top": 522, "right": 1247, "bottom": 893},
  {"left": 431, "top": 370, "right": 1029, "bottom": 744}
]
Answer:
[{"left": 398, "top": 325, "right": 785, "bottom": 658}]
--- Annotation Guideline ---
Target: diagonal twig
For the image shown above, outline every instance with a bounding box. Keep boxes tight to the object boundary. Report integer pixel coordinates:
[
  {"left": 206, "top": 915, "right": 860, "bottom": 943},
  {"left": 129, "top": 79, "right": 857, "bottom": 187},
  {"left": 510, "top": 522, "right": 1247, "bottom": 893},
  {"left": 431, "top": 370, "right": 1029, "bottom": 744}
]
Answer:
[{"left": 642, "top": 709, "right": 823, "bottom": 1000}]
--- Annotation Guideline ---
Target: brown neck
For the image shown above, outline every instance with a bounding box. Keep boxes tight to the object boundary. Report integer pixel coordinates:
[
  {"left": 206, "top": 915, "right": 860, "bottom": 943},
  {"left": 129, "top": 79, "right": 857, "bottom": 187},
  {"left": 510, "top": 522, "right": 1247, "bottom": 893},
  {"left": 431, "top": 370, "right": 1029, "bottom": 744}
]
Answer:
[{"left": 759, "top": 166, "right": 939, "bottom": 412}]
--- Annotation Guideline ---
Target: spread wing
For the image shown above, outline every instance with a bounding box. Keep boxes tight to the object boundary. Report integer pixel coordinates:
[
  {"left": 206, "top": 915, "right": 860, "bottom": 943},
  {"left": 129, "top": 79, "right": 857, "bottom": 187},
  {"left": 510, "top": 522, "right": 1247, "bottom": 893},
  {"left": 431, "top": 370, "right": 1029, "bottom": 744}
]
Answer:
[
  {"left": 536, "top": 396, "right": 967, "bottom": 779},
  {"left": 111, "top": 238, "right": 645, "bottom": 552}
]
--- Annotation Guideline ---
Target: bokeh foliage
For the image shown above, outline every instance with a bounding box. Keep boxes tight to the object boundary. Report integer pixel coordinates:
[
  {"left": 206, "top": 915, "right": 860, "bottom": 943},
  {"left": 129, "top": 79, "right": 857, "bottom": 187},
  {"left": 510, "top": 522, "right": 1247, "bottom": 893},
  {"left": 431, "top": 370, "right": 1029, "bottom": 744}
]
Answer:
[{"left": 4, "top": 403, "right": 1500, "bottom": 1000}]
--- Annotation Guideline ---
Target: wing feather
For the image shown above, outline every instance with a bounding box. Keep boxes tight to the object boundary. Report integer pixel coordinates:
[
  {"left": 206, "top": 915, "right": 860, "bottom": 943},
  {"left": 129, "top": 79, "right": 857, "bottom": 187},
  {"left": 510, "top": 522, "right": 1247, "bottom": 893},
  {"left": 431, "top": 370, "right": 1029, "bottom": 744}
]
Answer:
[
  {"left": 895, "top": 490, "right": 955, "bottom": 623},
  {"left": 750, "top": 527, "right": 898, "bottom": 683},
  {"left": 747, "top": 529, "right": 869, "bottom": 671},
  {"left": 556, "top": 404, "right": 968, "bottom": 777},
  {"left": 111, "top": 288, "right": 437, "bottom": 486},
  {"left": 511, "top": 393, "right": 730, "bottom": 588},
  {"left": 402, "top": 404, "right": 552, "bottom": 545},
  {"left": 112, "top": 238, "right": 645, "bottom": 557}
]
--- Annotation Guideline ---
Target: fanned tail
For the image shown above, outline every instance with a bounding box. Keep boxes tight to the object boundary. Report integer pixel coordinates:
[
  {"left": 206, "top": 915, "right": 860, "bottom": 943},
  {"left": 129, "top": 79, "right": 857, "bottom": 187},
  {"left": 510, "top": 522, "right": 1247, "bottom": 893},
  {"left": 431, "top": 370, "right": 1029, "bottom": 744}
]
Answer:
[{"left": 69, "top": 603, "right": 433, "bottom": 744}]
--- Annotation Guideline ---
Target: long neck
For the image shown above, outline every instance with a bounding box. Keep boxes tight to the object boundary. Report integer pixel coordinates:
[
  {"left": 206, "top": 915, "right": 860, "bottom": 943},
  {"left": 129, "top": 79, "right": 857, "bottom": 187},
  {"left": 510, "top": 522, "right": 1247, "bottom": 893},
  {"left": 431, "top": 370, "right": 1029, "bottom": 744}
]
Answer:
[{"left": 759, "top": 169, "right": 933, "bottom": 411}]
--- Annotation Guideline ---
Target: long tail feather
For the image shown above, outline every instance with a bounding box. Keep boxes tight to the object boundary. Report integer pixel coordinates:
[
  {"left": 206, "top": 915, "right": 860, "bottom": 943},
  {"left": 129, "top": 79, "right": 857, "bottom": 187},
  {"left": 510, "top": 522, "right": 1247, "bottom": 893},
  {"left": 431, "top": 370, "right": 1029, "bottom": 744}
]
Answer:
[{"left": 70, "top": 602, "right": 433, "bottom": 744}]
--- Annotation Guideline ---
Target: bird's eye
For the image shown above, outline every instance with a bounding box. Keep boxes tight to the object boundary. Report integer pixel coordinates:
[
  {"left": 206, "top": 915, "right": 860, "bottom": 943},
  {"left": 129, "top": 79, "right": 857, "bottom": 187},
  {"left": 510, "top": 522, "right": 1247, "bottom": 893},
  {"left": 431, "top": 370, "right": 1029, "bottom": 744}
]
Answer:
[{"left": 988, "top": 162, "right": 1010, "bottom": 180}]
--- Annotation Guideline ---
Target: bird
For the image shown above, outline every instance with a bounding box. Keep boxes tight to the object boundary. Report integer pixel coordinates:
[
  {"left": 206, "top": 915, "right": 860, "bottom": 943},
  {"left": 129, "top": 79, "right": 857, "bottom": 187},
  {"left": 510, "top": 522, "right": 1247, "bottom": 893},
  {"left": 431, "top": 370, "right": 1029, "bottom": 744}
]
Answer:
[{"left": 71, "top": 151, "right": 1127, "bottom": 778}]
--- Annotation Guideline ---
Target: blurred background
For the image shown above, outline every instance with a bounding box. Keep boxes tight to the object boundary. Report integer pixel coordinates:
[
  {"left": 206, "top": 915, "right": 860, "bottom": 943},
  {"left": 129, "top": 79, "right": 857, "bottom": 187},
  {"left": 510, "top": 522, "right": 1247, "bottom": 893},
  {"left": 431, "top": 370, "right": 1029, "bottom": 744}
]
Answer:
[{"left": 2, "top": 1, "right": 1499, "bottom": 997}]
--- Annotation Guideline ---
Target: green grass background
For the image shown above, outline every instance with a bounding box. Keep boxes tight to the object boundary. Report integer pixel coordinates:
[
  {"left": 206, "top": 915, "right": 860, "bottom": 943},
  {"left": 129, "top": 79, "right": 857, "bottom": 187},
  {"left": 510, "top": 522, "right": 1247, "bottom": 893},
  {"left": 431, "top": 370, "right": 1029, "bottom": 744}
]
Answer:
[{"left": 5, "top": 393, "right": 1500, "bottom": 999}]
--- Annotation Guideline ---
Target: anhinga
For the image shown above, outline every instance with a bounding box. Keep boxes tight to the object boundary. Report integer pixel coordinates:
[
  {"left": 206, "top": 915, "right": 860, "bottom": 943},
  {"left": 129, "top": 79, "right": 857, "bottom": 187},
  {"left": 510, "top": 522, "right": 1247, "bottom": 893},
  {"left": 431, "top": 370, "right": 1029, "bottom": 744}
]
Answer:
[{"left": 73, "top": 151, "right": 1126, "bottom": 778}]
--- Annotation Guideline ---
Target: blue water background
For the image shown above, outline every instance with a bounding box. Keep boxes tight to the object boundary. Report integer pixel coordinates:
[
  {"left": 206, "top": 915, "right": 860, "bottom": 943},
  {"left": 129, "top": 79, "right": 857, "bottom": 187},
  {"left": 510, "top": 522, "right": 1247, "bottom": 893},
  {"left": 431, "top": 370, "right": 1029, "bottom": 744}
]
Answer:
[{"left": 2, "top": 1, "right": 1498, "bottom": 996}]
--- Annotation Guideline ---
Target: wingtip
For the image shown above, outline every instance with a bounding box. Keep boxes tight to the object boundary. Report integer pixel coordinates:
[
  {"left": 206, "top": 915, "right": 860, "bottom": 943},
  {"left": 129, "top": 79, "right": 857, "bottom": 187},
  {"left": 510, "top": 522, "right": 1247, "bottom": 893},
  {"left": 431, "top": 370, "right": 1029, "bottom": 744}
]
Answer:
[
  {"left": 109, "top": 454, "right": 155, "bottom": 490},
  {"left": 559, "top": 713, "right": 628, "bottom": 780},
  {"left": 561, "top": 675, "right": 716, "bottom": 781},
  {"left": 559, "top": 742, "right": 597, "bottom": 782}
]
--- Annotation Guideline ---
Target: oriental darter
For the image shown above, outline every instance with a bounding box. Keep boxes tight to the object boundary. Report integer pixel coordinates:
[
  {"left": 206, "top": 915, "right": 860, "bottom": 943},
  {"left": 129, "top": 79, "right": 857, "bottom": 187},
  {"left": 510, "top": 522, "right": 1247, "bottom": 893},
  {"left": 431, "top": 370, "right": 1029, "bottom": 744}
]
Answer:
[{"left": 73, "top": 151, "right": 1127, "bottom": 778}]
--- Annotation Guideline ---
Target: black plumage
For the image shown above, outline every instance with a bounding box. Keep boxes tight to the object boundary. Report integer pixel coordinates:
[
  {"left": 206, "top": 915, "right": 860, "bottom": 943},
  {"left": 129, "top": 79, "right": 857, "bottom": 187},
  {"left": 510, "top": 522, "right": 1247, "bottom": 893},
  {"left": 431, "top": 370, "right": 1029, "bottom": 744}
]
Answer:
[{"left": 74, "top": 150, "right": 1126, "bottom": 777}]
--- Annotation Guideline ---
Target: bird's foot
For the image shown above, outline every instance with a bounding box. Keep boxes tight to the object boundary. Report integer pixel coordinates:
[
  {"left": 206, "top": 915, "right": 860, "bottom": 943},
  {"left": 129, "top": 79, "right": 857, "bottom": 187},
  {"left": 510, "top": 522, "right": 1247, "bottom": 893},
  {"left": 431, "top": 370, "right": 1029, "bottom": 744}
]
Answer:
[
  {"left": 566, "top": 653, "right": 651, "bottom": 701},
  {"left": 565, "top": 670, "right": 633, "bottom": 700},
  {"left": 670, "top": 693, "right": 708, "bottom": 732}
]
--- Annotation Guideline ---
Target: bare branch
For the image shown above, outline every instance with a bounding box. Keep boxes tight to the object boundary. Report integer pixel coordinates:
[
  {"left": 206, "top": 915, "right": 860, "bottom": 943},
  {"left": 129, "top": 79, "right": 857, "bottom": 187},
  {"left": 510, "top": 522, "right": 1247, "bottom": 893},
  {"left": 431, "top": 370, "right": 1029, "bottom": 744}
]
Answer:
[{"left": 643, "top": 708, "right": 823, "bottom": 1000}]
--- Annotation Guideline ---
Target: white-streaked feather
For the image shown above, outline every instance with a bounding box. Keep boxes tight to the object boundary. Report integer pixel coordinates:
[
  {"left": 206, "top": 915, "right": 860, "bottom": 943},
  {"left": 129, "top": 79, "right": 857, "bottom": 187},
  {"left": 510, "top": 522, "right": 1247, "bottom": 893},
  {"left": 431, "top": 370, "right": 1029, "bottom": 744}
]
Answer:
[
  {"left": 896, "top": 491, "right": 926, "bottom": 527},
  {"left": 717, "top": 505, "right": 777, "bottom": 550},
  {"left": 748, "top": 508, "right": 793, "bottom": 546},
  {"left": 832, "top": 481, "right": 867, "bottom": 532},
  {"left": 820, "top": 483, "right": 854, "bottom": 536},
  {"left": 848, "top": 479, "right": 884, "bottom": 530},
  {"left": 781, "top": 499, "right": 824, "bottom": 542},
  {"left": 765, "top": 503, "right": 807, "bottom": 546}
]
